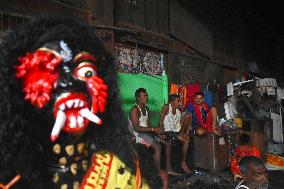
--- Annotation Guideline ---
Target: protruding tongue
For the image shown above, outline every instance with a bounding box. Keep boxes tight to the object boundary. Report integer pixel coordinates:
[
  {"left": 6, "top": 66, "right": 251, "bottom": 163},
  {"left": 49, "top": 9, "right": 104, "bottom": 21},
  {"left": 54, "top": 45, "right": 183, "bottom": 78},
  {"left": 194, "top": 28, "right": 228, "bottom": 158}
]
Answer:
[
  {"left": 50, "top": 110, "right": 66, "bottom": 142},
  {"left": 79, "top": 108, "right": 102, "bottom": 125},
  {"left": 50, "top": 108, "right": 102, "bottom": 142}
]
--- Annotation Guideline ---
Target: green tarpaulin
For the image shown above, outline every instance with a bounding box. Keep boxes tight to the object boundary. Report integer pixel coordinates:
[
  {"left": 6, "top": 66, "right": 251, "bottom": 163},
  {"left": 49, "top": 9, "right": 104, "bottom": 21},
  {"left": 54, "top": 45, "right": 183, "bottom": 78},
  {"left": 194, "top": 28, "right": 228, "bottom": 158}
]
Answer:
[{"left": 118, "top": 73, "right": 168, "bottom": 127}]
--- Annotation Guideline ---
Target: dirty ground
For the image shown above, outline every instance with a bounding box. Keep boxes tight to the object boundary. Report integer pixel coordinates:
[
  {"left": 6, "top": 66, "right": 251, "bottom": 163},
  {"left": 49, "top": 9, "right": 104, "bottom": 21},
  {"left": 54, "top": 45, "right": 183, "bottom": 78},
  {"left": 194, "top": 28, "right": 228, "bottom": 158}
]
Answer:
[{"left": 169, "top": 168, "right": 284, "bottom": 189}]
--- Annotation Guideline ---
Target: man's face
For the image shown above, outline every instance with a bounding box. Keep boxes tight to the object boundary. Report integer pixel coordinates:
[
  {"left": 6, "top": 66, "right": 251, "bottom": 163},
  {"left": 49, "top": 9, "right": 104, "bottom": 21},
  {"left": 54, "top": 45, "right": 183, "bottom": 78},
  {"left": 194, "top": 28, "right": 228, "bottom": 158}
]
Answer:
[
  {"left": 194, "top": 95, "right": 204, "bottom": 105},
  {"left": 246, "top": 163, "right": 268, "bottom": 189},
  {"left": 137, "top": 92, "right": 148, "bottom": 105},
  {"left": 171, "top": 98, "right": 180, "bottom": 109}
]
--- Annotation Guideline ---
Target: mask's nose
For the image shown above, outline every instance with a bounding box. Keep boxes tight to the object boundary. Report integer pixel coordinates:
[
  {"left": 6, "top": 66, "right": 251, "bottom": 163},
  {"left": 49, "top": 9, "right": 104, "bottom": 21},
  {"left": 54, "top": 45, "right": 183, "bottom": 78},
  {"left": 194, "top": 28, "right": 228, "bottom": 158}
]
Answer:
[
  {"left": 55, "top": 65, "right": 80, "bottom": 91},
  {"left": 58, "top": 77, "right": 74, "bottom": 88}
]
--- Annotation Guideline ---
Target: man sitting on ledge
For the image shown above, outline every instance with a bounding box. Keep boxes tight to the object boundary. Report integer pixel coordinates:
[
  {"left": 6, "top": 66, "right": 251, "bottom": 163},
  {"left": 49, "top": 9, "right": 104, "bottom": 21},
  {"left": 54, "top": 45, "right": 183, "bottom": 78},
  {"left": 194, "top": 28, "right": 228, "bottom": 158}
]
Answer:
[
  {"left": 159, "top": 94, "right": 191, "bottom": 174},
  {"left": 186, "top": 91, "right": 220, "bottom": 136}
]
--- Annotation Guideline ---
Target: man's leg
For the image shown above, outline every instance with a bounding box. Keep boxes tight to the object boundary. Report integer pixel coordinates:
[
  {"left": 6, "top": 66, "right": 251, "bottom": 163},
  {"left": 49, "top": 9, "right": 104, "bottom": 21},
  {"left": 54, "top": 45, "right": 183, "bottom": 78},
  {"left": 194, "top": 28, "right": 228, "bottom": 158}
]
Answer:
[
  {"left": 180, "top": 139, "right": 190, "bottom": 173},
  {"left": 160, "top": 137, "right": 180, "bottom": 176},
  {"left": 181, "top": 114, "right": 192, "bottom": 134},
  {"left": 185, "top": 113, "right": 206, "bottom": 136},
  {"left": 177, "top": 133, "right": 191, "bottom": 173},
  {"left": 150, "top": 141, "right": 162, "bottom": 171},
  {"left": 160, "top": 169, "right": 169, "bottom": 189},
  {"left": 210, "top": 106, "right": 220, "bottom": 135},
  {"left": 164, "top": 140, "right": 172, "bottom": 174}
]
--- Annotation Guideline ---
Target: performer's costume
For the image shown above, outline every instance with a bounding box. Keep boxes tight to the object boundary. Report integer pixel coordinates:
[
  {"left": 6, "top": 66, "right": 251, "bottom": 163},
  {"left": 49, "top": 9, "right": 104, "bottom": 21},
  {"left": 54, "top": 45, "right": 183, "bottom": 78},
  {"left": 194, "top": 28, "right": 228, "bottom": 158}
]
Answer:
[
  {"left": 0, "top": 15, "right": 160, "bottom": 189},
  {"left": 81, "top": 152, "right": 148, "bottom": 189}
]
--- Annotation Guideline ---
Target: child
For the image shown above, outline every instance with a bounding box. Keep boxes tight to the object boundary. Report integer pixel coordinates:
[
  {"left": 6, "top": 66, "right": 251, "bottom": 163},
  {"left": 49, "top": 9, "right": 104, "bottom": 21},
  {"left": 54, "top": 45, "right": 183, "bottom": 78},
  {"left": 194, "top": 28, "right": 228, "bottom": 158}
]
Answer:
[{"left": 230, "top": 133, "right": 261, "bottom": 180}]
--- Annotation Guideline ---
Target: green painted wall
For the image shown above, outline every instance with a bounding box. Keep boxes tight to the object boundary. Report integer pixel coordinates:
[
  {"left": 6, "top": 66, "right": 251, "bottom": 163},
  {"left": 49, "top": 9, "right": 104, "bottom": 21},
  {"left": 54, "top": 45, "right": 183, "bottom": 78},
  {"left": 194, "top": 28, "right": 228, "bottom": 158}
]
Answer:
[{"left": 118, "top": 73, "right": 168, "bottom": 127}]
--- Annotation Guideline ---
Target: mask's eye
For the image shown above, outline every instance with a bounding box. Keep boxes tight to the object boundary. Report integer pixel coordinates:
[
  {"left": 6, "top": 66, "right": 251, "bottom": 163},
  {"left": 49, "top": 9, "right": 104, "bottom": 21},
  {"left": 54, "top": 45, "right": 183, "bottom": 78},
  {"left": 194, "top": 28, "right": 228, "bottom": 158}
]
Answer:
[{"left": 74, "top": 62, "right": 97, "bottom": 81}]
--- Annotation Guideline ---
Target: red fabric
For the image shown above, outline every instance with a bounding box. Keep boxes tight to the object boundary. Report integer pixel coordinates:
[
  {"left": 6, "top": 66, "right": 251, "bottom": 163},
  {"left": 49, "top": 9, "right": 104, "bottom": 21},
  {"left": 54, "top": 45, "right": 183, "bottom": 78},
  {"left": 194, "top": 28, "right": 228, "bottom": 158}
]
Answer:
[
  {"left": 170, "top": 84, "right": 187, "bottom": 111},
  {"left": 193, "top": 102, "right": 212, "bottom": 132},
  {"left": 185, "top": 83, "right": 200, "bottom": 108},
  {"left": 230, "top": 145, "right": 261, "bottom": 176},
  {"left": 178, "top": 85, "right": 186, "bottom": 111}
]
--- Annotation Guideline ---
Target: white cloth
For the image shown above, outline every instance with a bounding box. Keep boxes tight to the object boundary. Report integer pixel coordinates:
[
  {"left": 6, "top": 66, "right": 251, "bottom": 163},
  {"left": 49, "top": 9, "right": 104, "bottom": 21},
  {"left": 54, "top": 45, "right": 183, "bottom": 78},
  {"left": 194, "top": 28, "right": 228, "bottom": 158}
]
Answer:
[
  {"left": 259, "top": 78, "right": 277, "bottom": 95},
  {"left": 227, "top": 82, "right": 234, "bottom": 96},
  {"left": 224, "top": 101, "right": 237, "bottom": 120},
  {"left": 235, "top": 180, "right": 250, "bottom": 189},
  {"left": 271, "top": 112, "right": 283, "bottom": 143},
  {"left": 163, "top": 104, "right": 181, "bottom": 132},
  {"left": 259, "top": 78, "right": 277, "bottom": 87},
  {"left": 266, "top": 87, "right": 276, "bottom": 95},
  {"left": 277, "top": 87, "right": 284, "bottom": 99}
]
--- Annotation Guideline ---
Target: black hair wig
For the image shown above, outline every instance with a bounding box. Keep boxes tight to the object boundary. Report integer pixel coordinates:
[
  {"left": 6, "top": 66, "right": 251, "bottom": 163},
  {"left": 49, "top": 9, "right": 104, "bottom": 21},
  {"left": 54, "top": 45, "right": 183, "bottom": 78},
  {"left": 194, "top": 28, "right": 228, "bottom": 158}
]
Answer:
[{"left": 239, "top": 133, "right": 250, "bottom": 145}]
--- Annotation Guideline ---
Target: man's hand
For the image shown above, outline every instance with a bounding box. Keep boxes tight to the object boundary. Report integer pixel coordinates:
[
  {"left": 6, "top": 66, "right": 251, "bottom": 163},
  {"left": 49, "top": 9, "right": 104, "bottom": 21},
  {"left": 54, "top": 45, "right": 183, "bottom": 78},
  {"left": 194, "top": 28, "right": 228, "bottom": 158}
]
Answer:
[
  {"left": 152, "top": 127, "right": 163, "bottom": 135},
  {"left": 178, "top": 133, "right": 190, "bottom": 142},
  {"left": 157, "top": 133, "right": 166, "bottom": 139}
]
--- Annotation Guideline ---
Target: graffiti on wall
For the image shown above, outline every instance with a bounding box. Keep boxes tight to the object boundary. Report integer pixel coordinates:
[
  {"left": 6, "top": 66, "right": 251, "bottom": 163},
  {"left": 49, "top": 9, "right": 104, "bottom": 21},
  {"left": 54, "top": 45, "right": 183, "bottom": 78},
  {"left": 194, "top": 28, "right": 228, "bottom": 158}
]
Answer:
[{"left": 114, "top": 44, "right": 163, "bottom": 75}]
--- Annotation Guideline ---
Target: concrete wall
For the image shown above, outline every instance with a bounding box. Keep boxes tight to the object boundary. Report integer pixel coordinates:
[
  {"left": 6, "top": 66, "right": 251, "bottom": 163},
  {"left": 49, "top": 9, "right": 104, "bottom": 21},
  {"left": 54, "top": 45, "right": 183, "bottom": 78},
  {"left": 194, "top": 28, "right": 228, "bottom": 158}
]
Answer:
[
  {"left": 170, "top": 0, "right": 213, "bottom": 58},
  {"left": 1, "top": 0, "right": 282, "bottom": 82}
]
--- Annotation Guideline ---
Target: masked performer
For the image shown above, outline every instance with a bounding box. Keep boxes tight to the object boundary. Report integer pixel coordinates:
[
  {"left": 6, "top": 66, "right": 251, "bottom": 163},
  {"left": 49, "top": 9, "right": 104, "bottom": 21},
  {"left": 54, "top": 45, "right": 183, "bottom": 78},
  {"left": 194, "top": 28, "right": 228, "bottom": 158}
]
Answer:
[{"left": 0, "top": 15, "right": 161, "bottom": 189}]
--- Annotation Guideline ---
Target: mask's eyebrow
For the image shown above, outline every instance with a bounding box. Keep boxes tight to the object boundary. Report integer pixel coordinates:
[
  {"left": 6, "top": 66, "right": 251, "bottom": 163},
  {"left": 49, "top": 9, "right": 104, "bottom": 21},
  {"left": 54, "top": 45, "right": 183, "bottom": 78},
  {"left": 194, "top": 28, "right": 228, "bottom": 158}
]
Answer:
[
  {"left": 38, "top": 47, "right": 62, "bottom": 59},
  {"left": 73, "top": 52, "right": 97, "bottom": 63}
]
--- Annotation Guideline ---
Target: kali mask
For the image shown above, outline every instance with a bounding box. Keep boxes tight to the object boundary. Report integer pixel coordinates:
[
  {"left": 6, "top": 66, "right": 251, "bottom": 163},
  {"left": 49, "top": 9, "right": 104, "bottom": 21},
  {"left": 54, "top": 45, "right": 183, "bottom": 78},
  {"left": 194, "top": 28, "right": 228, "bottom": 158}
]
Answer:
[{"left": 15, "top": 40, "right": 108, "bottom": 142}]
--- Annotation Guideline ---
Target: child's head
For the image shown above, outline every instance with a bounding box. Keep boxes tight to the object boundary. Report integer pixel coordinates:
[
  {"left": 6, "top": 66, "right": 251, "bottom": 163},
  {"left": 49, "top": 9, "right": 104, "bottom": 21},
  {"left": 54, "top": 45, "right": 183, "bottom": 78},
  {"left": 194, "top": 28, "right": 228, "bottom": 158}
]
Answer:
[{"left": 240, "top": 133, "right": 250, "bottom": 145}]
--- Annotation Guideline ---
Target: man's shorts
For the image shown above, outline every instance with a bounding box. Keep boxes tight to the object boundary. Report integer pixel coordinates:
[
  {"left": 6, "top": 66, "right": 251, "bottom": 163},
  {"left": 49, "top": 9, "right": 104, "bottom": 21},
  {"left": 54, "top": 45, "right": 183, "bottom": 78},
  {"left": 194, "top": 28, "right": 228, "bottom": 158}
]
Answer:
[
  {"left": 164, "top": 131, "right": 179, "bottom": 141},
  {"left": 135, "top": 132, "right": 164, "bottom": 147},
  {"left": 136, "top": 133, "right": 155, "bottom": 147}
]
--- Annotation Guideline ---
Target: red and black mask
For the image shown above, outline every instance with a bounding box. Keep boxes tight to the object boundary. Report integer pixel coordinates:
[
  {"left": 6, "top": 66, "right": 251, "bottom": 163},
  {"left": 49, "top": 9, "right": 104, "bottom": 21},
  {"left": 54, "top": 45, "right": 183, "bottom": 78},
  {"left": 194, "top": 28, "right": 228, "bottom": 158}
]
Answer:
[{"left": 15, "top": 40, "right": 108, "bottom": 142}]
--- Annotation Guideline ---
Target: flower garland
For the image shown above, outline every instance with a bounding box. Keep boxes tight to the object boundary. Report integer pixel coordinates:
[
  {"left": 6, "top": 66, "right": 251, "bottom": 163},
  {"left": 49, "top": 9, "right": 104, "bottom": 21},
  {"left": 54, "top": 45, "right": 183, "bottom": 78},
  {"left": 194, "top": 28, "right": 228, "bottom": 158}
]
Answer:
[
  {"left": 168, "top": 105, "right": 181, "bottom": 132},
  {"left": 193, "top": 102, "right": 212, "bottom": 132}
]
